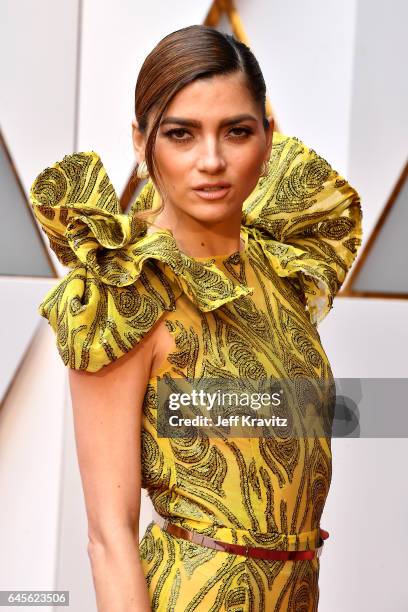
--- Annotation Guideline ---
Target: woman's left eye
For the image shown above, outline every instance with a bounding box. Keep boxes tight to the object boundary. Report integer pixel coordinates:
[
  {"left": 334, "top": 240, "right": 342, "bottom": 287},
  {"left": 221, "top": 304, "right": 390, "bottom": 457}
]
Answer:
[{"left": 228, "top": 127, "right": 252, "bottom": 138}]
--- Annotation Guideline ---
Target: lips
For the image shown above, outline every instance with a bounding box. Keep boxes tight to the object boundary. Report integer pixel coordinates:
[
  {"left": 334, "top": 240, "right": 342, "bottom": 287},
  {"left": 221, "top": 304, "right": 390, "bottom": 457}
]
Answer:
[
  {"left": 193, "top": 182, "right": 231, "bottom": 190},
  {"left": 193, "top": 185, "right": 231, "bottom": 201},
  {"left": 193, "top": 181, "right": 232, "bottom": 201}
]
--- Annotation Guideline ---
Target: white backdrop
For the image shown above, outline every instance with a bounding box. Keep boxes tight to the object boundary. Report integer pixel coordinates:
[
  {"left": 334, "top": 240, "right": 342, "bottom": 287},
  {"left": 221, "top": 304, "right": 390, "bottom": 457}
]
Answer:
[{"left": 0, "top": 1, "right": 407, "bottom": 610}]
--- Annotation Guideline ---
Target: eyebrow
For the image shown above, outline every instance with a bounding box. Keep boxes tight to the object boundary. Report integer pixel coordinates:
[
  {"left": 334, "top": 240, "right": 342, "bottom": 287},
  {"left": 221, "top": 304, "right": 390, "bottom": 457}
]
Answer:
[{"left": 160, "top": 113, "right": 258, "bottom": 128}]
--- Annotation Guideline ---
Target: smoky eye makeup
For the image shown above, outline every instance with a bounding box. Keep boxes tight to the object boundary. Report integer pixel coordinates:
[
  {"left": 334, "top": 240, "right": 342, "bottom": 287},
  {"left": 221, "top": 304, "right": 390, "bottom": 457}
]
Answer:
[
  {"left": 162, "top": 128, "right": 190, "bottom": 139},
  {"left": 161, "top": 126, "right": 254, "bottom": 141}
]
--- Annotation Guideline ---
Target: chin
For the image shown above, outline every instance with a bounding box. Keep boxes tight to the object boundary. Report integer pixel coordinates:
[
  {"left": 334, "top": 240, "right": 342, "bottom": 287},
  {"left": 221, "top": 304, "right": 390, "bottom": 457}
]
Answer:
[{"left": 187, "top": 204, "right": 237, "bottom": 225}]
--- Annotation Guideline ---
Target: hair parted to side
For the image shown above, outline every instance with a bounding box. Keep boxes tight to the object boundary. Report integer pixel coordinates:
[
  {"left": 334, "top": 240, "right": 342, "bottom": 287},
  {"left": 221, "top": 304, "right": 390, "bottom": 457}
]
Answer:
[{"left": 133, "top": 24, "right": 269, "bottom": 222}]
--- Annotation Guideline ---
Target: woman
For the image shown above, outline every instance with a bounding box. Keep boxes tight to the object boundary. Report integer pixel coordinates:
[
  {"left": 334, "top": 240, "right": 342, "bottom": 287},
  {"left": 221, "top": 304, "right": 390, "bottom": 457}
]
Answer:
[{"left": 30, "top": 25, "right": 362, "bottom": 612}]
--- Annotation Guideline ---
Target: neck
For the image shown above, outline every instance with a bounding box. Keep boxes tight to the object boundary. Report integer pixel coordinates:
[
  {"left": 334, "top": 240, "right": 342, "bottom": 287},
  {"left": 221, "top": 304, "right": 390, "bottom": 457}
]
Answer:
[{"left": 149, "top": 210, "right": 243, "bottom": 258}]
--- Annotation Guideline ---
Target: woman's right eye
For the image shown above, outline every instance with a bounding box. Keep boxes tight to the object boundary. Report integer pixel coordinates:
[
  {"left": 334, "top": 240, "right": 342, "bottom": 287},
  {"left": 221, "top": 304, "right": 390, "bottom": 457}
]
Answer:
[{"left": 164, "top": 128, "right": 192, "bottom": 141}]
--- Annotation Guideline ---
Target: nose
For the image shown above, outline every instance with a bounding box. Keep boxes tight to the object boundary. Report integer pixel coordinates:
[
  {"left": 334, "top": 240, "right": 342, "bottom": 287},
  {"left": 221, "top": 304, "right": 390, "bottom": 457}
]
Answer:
[{"left": 196, "top": 138, "right": 227, "bottom": 173}]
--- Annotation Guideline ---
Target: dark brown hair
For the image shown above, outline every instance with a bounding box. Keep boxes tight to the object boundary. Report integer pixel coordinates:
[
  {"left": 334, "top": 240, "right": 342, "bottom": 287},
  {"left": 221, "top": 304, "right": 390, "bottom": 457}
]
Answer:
[{"left": 134, "top": 24, "right": 269, "bottom": 221}]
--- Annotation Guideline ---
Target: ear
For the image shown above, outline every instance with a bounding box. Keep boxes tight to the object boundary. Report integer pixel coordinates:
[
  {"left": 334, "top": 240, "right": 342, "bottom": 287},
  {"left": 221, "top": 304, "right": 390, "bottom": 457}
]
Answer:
[
  {"left": 131, "top": 118, "right": 146, "bottom": 162},
  {"left": 264, "top": 115, "right": 274, "bottom": 160}
]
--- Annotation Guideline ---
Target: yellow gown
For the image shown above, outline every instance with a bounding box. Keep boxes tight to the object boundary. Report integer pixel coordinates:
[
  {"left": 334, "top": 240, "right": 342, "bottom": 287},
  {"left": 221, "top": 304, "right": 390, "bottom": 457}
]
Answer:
[{"left": 30, "top": 132, "right": 362, "bottom": 611}]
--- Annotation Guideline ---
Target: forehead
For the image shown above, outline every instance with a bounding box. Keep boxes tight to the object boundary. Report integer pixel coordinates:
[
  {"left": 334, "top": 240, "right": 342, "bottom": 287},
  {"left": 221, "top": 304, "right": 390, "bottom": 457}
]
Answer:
[{"left": 163, "top": 72, "right": 257, "bottom": 117}]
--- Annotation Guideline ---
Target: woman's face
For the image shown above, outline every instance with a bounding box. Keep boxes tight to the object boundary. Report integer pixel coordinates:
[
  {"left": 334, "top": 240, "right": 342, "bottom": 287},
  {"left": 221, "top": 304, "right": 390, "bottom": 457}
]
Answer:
[{"left": 133, "top": 71, "right": 274, "bottom": 227}]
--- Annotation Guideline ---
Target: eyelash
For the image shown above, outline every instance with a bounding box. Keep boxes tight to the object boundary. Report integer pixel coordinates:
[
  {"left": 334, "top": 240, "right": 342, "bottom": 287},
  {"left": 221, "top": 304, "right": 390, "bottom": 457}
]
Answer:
[{"left": 163, "top": 127, "right": 253, "bottom": 142}]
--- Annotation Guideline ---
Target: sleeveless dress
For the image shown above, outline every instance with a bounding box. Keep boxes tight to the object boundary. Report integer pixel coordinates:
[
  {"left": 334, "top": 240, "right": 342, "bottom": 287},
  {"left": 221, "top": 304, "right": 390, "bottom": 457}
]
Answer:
[{"left": 30, "top": 132, "right": 362, "bottom": 611}]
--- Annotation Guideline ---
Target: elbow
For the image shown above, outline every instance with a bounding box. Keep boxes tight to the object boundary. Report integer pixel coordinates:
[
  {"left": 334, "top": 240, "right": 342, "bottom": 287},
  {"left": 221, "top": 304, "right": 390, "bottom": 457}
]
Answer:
[{"left": 87, "top": 520, "right": 139, "bottom": 554}]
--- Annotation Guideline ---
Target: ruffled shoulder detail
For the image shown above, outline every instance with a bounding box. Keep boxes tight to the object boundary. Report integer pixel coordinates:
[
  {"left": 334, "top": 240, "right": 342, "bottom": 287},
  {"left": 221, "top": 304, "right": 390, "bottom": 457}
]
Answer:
[
  {"left": 241, "top": 132, "right": 363, "bottom": 326},
  {"left": 30, "top": 133, "right": 362, "bottom": 370},
  {"left": 30, "top": 151, "right": 252, "bottom": 371}
]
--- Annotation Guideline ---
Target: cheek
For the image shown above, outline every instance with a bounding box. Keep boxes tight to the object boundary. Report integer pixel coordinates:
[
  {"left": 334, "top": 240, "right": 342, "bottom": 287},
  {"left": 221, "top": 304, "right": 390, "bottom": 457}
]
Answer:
[
  {"left": 155, "top": 148, "right": 190, "bottom": 191},
  {"left": 231, "top": 143, "right": 264, "bottom": 175},
  {"left": 231, "top": 151, "right": 263, "bottom": 193}
]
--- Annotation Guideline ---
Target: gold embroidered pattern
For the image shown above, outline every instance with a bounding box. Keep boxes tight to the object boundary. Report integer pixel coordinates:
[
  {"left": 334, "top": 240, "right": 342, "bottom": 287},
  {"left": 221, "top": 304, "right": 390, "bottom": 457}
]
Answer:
[{"left": 30, "top": 132, "right": 362, "bottom": 610}]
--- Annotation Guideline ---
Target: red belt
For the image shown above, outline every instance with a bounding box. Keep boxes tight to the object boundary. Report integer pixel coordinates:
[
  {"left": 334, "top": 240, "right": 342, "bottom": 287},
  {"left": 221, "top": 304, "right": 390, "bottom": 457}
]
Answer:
[{"left": 153, "top": 510, "right": 329, "bottom": 561}]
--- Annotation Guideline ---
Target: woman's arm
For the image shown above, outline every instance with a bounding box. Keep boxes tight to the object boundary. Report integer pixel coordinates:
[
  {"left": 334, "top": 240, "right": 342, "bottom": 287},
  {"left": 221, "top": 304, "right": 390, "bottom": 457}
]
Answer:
[{"left": 68, "top": 330, "right": 156, "bottom": 612}]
